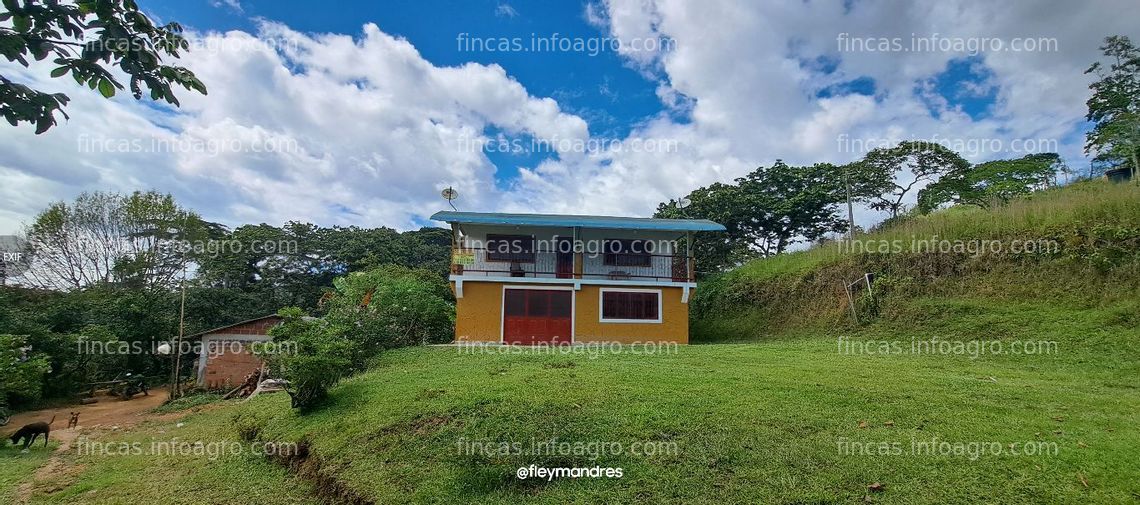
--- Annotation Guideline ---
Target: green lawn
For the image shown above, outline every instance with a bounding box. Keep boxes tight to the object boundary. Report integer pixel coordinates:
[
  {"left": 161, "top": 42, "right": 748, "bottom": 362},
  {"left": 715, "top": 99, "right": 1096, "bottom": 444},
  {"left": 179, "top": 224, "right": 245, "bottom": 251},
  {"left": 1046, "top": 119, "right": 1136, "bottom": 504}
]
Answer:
[
  {"left": 7, "top": 333, "right": 1138, "bottom": 504},
  {"left": 235, "top": 340, "right": 1138, "bottom": 504},
  {"left": 4, "top": 412, "right": 319, "bottom": 505},
  {"left": 5, "top": 287, "right": 1138, "bottom": 504},
  {"left": 1, "top": 442, "right": 55, "bottom": 503}
]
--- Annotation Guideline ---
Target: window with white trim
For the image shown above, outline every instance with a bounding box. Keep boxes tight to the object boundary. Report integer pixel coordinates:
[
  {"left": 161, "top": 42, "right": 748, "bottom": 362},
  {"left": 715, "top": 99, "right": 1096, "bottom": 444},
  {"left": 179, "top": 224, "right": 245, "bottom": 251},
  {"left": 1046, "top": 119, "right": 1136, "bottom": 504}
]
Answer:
[{"left": 600, "top": 289, "right": 661, "bottom": 322}]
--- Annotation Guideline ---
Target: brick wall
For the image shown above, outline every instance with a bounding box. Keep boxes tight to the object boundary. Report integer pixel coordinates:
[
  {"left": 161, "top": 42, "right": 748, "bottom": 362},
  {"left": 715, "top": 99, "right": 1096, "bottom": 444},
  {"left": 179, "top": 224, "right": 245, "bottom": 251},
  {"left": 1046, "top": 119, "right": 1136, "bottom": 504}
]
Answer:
[
  {"left": 218, "top": 317, "right": 282, "bottom": 335},
  {"left": 198, "top": 316, "right": 281, "bottom": 390},
  {"left": 202, "top": 339, "right": 266, "bottom": 389}
]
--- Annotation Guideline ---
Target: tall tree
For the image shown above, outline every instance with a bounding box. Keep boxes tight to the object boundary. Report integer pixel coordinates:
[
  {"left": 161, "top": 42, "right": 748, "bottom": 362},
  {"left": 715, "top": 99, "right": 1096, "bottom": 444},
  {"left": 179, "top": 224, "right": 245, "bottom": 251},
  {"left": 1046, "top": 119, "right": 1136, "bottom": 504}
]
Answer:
[
  {"left": 657, "top": 161, "right": 849, "bottom": 270},
  {"left": 917, "top": 153, "right": 1066, "bottom": 212},
  {"left": 657, "top": 182, "right": 749, "bottom": 272},
  {"left": 735, "top": 161, "right": 849, "bottom": 255},
  {"left": 856, "top": 141, "right": 971, "bottom": 218},
  {"left": 0, "top": 0, "right": 206, "bottom": 133},
  {"left": 1085, "top": 35, "right": 1140, "bottom": 182},
  {"left": 22, "top": 191, "right": 211, "bottom": 290}
]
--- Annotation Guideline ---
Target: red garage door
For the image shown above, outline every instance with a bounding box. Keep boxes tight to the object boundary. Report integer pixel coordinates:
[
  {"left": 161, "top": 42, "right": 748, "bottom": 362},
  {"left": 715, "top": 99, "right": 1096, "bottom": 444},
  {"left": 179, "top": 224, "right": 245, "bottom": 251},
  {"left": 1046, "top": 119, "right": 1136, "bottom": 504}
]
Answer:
[{"left": 503, "top": 289, "right": 572, "bottom": 345}]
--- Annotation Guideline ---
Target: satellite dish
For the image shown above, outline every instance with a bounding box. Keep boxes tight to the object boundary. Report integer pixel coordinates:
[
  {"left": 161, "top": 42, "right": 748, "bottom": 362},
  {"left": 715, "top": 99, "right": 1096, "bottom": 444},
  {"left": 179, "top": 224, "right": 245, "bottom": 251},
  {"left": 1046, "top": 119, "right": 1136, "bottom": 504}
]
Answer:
[
  {"left": 441, "top": 187, "right": 459, "bottom": 210},
  {"left": 678, "top": 197, "right": 691, "bottom": 208}
]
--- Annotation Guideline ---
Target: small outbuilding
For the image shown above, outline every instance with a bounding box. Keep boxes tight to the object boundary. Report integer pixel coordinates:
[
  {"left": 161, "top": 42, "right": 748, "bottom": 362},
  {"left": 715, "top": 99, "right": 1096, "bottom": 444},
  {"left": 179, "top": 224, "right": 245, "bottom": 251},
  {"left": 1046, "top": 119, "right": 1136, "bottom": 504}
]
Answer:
[
  {"left": 1105, "top": 166, "right": 1134, "bottom": 183},
  {"left": 191, "top": 315, "right": 282, "bottom": 390}
]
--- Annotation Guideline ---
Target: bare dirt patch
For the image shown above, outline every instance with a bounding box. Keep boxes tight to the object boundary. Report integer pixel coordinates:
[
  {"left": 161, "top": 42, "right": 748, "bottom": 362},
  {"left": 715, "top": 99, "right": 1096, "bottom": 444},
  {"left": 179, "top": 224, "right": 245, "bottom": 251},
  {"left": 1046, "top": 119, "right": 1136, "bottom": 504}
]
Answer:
[
  {"left": 7, "top": 391, "right": 170, "bottom": 447},
  {"left": 7, "top": 391, "right": 170, "bottom": 504}
]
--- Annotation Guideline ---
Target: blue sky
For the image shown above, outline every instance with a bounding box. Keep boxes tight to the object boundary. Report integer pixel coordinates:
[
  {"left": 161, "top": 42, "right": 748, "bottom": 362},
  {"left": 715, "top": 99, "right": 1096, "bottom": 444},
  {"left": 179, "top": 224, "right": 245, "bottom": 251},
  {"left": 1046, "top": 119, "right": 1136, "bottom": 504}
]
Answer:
[
  {"left": 145, "top": 0, "right": 1028, "bottom": 190},
  {"left": 150, "top": 0, "right": 668, "bottom": 185},
  {"left": 1, "top": 0, "right": 1132, "bottom": 233}
]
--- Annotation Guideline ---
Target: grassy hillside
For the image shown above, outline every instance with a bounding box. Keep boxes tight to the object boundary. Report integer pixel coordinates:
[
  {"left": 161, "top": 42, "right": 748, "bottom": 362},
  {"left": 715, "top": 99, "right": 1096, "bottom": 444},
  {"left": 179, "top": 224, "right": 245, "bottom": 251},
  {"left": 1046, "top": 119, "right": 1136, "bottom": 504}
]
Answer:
[
  {"left": 6, "top": 180, "right": 1139, "bottom": 504},
  {"left": 691, "top": 180, "right": 1140, "bottom": 341}
]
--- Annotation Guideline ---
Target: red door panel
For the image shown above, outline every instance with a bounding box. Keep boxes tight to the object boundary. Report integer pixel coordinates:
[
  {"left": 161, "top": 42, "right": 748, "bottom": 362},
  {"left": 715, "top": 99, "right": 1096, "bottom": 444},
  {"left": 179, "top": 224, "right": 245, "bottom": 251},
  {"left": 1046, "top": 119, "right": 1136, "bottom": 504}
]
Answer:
[{"left": 504, "top": 289, "right": 572, "bottom": 345}]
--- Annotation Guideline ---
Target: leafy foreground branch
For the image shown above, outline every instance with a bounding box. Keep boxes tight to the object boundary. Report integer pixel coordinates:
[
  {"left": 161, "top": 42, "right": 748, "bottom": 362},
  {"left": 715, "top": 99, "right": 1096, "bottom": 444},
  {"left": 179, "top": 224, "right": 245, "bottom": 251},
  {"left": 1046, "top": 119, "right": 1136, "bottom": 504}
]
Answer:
[{"left": 0, "top": 0, "right": 206, "bottom": 133}]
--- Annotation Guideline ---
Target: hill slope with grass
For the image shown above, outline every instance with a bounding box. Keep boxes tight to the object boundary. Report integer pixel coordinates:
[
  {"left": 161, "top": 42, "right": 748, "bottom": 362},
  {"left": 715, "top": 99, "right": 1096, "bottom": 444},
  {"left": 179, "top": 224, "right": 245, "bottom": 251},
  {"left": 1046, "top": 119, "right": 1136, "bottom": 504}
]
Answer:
[
  {"left": 691, "top": 179, "right": 1140, "bottom": 342},
  {"left": 7, "top": 180, "right": 1139, "bottom": 505}
]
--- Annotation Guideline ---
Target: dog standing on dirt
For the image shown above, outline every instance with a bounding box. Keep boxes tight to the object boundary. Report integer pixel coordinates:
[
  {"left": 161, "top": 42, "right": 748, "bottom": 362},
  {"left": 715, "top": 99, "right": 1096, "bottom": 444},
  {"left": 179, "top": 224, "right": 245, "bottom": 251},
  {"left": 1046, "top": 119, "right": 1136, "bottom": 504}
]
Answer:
[
  {"left": 67, "top": 411, "right": 80, "bottom": 429},
  {"left": 8, "top": 415, "right": 55, "bottom": 452}
]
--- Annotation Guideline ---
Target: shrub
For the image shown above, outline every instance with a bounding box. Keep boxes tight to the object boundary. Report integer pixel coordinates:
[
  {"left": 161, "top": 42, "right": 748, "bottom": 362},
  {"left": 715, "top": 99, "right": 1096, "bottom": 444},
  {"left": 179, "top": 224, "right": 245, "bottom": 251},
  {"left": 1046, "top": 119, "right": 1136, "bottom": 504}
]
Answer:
[
  {"left": 263, "top": 266, "right": 455, "bottom": 412},
  {"left": 263, "top": 308, "right": 356, "bottom": 412},
  {"left": 323, "top": 265, "right": 454, "bottom": 367},
  {"left": 0, "top": 334, "right": 51, "bottom": 406}
]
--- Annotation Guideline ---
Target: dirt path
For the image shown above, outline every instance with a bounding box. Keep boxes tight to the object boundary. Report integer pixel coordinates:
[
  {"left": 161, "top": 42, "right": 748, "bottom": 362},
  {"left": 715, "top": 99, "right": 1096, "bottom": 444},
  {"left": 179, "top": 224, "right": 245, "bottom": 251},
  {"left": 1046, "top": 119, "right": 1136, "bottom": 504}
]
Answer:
[
  {"left": 8, "top": 391, "right": 171, "bottom": 504},
  {"left": 7, "top": 391, "right": 169, "bottom": 449}
]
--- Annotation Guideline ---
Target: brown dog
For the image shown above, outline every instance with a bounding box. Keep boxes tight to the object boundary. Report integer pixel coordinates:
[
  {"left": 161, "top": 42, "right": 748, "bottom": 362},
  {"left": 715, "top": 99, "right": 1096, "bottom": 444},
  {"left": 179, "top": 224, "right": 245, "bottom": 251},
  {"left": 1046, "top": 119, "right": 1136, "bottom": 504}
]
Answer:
[
  {"left": 67, "top": 411, "right": 80, "bottom": 429},
  {"left": 9, "top": 415, "right": 55, "bottom": 451}
]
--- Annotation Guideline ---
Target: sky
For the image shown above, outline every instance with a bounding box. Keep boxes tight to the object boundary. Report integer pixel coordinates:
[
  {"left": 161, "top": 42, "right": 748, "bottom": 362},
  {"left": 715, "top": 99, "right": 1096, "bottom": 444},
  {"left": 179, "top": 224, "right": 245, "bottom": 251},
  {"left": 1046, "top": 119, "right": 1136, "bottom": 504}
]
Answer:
[{"left": 1, "top": 0, "right": 1137, "bottom": 234}]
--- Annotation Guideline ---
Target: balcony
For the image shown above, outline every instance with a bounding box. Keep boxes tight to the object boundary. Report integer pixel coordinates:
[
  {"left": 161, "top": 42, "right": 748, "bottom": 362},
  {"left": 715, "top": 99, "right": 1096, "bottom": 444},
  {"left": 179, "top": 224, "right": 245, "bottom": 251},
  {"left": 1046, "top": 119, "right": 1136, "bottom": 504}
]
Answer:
[{"left": 450, "top": 247, "right": 694, "bottom": 283}]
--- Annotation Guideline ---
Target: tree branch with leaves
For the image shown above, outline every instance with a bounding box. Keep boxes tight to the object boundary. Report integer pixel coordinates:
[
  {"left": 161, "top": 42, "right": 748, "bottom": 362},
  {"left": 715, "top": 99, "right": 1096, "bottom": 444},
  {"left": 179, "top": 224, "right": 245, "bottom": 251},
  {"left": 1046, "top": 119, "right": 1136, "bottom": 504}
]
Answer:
[
  {"left": 0, "top": 0, "right": 206, "bottom": 133},
  {"left": 854, "top": 141, "right": 971, "bottom": 218}
]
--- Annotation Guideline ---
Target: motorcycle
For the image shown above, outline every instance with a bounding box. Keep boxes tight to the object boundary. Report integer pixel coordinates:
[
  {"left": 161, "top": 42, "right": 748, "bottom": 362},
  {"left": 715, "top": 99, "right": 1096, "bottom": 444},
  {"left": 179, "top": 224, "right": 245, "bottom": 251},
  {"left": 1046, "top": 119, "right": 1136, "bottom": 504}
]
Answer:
[{"left": 110, "top": 372, "right": 149, "bottom": 400}]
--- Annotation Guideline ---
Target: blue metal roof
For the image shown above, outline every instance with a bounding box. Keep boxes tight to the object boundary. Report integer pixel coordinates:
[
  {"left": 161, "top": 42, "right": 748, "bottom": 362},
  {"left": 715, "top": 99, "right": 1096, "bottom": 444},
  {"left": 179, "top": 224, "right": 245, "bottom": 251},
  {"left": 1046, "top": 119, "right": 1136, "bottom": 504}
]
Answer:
[{"left": 430, "top": 211, "right": 726, "bottom": 232}]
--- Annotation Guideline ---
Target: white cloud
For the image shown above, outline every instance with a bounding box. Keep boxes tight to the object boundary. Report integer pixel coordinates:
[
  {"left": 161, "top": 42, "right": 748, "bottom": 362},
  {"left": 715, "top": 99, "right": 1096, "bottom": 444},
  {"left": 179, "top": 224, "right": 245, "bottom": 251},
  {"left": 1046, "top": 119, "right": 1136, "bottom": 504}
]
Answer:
[
  {"left": 495, "top": 2, "right": 519, "bottom": 19},
  {"left": 510, "top": 0, "right": 1138, "bottom": 226},
  {"left": 0, "top": 1, "right": 1135, "bottom": 236},
  {"left": 210, "top": 0, "right": 243, "bottom": 13},
  {"left": 0, "top": 21, "right": 587, "bottom": 232}
]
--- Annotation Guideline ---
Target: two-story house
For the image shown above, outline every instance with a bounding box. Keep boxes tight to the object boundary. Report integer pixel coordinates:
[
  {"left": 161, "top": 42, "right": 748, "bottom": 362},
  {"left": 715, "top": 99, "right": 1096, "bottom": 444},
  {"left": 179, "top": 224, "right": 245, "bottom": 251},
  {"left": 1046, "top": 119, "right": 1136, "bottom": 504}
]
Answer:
[{"left": 431, "top": 211, "right": 725, "bottom": 345}]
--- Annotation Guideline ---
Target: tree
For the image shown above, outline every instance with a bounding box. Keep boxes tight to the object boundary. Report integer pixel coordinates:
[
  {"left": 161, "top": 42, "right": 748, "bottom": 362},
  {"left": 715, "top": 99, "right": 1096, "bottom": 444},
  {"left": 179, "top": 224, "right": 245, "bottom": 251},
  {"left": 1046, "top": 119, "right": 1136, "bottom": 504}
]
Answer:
[
  {"left": 263, "top": 307, "right": 355, "bottom": 412},
  {"left": 0, "top": 333, "right": 51, "bottom": 405},
  {"left": 657, "top": 161, "right": 849, "bottom": 270},
  {"left": 735, "top": 161, "right": 849, "bottom": 255},
  {"left": 917, "top": 153, "right": 1065, "bottom": 212},
  {"left": 23, "top": 191, "right": 212, "bottom": 290},
  {"left": 1085, "top": 35, "right": 1140, "bottom": 183},
  {"left": 855, "top": 141, "right": 971, "bottom": 218},
  {"left": 0, "top": 0, "right": 206, "bottom": 133},
  {"left": 322, "top": 265, "right": 453, "bottom": 367},
  {"left": 657, "top": 182, "right": 749, "bottom": 272}
]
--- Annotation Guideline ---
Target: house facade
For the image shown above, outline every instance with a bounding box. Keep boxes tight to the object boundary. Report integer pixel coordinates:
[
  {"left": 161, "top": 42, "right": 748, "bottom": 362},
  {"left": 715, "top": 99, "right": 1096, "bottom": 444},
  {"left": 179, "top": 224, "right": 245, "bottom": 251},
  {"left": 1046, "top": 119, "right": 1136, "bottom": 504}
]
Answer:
[{"left": 431, "top": 211, "right": 725, "bottom": 345}]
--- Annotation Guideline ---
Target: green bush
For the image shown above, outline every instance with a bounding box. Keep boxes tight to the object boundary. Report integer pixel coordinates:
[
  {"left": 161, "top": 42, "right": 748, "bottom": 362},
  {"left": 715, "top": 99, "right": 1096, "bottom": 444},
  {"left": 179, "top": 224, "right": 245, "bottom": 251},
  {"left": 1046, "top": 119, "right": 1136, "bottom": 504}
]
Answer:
[
  {"left": 264, "top": 308, "right": 356, "bottom": 412},
  {"left": 263, "top": 266, "right": 455, "bottom": 412},
  {"left": 0, "top": 334, "right": 51, "bottom": 406},
  {"left": 323, "top": 265, "right": 454, "bottom": 367}
]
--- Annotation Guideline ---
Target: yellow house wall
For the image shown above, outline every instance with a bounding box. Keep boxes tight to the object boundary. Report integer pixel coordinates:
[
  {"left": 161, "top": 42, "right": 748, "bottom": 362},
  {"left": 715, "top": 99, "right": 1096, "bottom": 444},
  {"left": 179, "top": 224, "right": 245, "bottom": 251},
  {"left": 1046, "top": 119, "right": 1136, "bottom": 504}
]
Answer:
[
  {"left": 452, "top": 281, "right": 689, "bottom": 344},
  {"left": 453, "top": 281, "right": 504, "bottom": 342},
  {"left": 574, "top": 285, "right": 688, "bottom": 344}
]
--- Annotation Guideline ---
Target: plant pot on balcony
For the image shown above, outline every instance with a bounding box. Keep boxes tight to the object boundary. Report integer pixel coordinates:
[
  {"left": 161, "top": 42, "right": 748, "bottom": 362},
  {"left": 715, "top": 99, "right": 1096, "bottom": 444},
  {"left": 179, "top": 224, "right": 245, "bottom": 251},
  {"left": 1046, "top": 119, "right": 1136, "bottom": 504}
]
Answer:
[{"left": 607, "top": 270, "right": 631, "bottom": 280}]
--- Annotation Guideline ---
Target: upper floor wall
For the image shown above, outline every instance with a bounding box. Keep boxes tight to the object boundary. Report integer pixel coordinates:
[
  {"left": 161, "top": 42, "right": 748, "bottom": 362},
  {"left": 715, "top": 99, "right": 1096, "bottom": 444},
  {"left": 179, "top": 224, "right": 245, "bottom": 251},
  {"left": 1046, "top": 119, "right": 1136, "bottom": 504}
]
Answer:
[{"left": 450, "top": 224, "right": 694, "bottom": 283}]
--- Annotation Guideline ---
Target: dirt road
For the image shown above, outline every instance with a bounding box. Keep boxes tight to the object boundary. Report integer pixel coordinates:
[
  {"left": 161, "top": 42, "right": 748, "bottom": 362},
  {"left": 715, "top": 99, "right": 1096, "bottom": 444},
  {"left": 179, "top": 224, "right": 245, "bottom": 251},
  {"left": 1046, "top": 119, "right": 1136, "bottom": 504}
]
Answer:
[{"left": 6, "top": 391, "right": 169, "bottom": 448}]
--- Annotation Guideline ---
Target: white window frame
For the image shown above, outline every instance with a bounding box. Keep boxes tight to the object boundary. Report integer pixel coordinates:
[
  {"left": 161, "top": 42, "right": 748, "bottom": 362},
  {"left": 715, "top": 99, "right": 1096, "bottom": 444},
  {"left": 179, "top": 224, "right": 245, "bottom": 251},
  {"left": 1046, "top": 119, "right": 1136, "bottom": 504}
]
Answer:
[{"left": 598, "top": 287, "right": 663, "bottom": 324}]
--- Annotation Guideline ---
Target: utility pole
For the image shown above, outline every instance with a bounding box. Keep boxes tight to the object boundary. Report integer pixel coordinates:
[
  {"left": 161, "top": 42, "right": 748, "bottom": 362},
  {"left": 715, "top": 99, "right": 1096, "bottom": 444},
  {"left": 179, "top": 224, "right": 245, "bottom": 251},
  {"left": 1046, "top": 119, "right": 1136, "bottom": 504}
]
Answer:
[
  {"left": 845, "top": 164, "right": 856, "bottom": 241},
  {"left": 170, "top": 266, "right": 187, "bottom": 399}
]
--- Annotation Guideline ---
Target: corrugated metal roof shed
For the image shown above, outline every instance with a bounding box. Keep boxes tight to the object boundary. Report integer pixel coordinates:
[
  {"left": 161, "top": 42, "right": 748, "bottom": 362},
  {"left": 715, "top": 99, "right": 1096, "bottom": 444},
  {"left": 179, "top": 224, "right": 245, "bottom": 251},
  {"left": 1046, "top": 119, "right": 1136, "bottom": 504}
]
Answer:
[{"left": 430, "top": 211, "right": 726, "bottom": 232}]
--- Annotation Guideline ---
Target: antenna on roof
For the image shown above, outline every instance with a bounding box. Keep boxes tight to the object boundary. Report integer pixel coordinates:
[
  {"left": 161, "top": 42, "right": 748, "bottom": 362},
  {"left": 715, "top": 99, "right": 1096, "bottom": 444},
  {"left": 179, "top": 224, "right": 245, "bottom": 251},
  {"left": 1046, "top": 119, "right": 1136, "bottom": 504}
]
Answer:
[
  {"left": 441, "top": 186, "right": 459, "bottom": 211},
  {"left": 677, "top": 196, "right": 691, "bottom": 218}
]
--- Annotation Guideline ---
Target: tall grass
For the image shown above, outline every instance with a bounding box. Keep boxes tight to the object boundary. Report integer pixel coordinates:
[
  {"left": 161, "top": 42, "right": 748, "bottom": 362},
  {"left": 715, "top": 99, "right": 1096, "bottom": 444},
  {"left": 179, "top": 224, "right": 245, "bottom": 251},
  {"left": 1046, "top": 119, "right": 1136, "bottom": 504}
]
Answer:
[
  {"left": 732, "top": 179, "right": 1140, "bottom": 282},
  {"left": 693, "top": 180, "right": 1140, "bottom": 341}
]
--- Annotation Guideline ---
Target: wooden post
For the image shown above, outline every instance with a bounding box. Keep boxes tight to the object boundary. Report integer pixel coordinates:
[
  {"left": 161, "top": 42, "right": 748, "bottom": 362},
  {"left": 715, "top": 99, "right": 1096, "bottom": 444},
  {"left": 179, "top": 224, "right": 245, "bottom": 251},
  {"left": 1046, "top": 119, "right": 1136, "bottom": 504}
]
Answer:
[
  {"left": 170, "top": 269, "right": 187, "bottom": 398},
  {"left": 686, "top": 232, "right": 694, "bottom": 281},
  {"left": 844, "top": 281, "right": 859, "bottom": 324},
  {"left": 573, "top": 226, "right": 583, "bottom": 279},
  {"left": 450, "top": 223, "right": 462, "bottom": 275}
]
